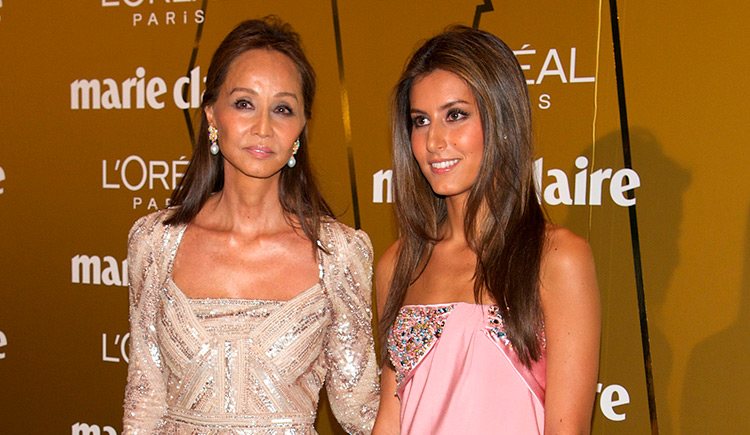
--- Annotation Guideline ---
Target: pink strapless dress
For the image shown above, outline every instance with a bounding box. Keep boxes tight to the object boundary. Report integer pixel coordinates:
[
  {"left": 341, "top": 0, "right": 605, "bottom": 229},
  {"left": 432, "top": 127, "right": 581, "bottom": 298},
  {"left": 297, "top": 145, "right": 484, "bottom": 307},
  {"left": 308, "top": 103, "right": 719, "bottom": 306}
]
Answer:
[{"left": 387, "top": 303, "right": 546, "bottom": 434}]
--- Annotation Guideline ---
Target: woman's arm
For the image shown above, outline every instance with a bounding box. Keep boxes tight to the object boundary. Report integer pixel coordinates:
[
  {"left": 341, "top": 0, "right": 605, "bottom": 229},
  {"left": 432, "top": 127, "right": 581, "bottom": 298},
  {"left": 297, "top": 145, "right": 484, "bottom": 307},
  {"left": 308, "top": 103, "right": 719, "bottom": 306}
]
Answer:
[
  {"left": 372, "top": 241, "right": 401, "bottom": 435},
  {"left": 540, "top": 227, "right": 601, "bottom": 435},
  {"left": 122, "top": 215, "right": 168, "bottom": 434},
  {"left": 324, "top": 229, "right": 380, "bottom": 434}
]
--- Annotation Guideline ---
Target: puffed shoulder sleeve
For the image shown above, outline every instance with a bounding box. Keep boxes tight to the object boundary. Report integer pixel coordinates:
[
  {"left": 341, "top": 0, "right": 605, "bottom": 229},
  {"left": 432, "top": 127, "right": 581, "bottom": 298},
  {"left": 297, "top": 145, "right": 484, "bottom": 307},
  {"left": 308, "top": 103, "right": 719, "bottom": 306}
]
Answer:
[
  {"left": 122, "top": 214, "right": 167, "bottom": 433},
  {"left": 324, "top": 228, "right": 380, "bottom": 434}
]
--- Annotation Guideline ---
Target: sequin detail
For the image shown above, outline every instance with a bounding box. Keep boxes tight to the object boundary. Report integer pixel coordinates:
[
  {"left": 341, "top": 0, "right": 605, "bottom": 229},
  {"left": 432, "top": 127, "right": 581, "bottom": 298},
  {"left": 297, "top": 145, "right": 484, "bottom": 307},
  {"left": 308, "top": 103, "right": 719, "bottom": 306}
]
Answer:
[
  {"left": 485, "top": 306, "right": 547, "bottom": 350},
  {"left": 388, "top": 304, "right": 526, "bottom": 387},
  {"left": 123, "top": 211, "right": 379, "bottom": 434},
  {"left": 486, "top": 305, "right": 512, "bottom": 347},
  {"left": 388, "top": 305, "right": 455, "bottom": 386}
]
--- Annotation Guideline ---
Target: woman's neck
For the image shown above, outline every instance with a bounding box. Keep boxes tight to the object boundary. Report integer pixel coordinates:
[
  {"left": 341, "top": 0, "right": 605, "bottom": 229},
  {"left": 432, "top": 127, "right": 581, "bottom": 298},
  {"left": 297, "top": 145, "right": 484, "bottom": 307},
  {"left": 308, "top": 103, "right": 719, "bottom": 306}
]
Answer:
[
  {"left": 200, "top": 171, "right": 290, "bottom": 236},
  {"left": 442, "top": 193, "right": 469, "bottom": 244}
]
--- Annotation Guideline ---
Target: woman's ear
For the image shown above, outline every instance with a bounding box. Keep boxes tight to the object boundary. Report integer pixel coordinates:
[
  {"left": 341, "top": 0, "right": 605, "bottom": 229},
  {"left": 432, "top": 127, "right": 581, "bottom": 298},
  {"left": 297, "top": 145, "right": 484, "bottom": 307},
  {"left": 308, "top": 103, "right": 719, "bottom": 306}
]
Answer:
[{"left": 204, "top": 105, "right": 215, "bottom": 126}]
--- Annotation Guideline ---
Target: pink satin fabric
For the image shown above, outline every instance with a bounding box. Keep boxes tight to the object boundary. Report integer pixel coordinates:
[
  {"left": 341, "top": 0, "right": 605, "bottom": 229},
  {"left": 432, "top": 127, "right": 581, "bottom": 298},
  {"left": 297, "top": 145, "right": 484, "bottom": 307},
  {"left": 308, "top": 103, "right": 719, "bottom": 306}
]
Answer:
[{"left": 395, "top": 303, "right": 545, "bottom": 434}]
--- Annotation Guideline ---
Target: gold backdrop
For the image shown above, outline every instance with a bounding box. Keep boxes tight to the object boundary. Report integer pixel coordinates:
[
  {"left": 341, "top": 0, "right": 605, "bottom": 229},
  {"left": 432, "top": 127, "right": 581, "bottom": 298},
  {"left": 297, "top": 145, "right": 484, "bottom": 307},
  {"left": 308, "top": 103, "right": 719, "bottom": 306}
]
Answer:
[{"left": 1, "top": 1, "right": 748, "bottom": 434}]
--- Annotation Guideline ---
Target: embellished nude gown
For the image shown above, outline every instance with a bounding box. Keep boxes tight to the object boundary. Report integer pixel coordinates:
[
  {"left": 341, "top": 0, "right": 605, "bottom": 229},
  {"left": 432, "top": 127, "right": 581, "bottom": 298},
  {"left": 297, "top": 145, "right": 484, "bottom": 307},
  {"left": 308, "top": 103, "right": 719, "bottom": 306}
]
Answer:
[
  {"left": 387, "top": 303, "right": 546, "bottom": 434},
  {"left": 123, "top": 209, "right": 379, "bottom": 434}
]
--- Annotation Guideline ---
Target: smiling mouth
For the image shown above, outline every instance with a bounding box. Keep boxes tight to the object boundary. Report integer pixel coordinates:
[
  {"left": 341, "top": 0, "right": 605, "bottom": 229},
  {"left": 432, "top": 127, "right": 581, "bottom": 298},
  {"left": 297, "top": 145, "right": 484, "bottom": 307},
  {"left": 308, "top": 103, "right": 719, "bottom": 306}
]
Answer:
[{"left": 431, "top": 159, "right": 459, "bottom": 169}]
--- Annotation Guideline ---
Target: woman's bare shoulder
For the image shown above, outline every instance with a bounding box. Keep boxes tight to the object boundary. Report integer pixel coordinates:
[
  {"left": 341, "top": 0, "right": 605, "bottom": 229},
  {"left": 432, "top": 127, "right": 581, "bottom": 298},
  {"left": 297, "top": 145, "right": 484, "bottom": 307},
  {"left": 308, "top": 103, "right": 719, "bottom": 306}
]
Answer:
[
  {"left": 539, "top": 224, "right": 599, "bottom": 321},
  {"left": 542, "top": 225, "right": 595, "bottom": 278}
]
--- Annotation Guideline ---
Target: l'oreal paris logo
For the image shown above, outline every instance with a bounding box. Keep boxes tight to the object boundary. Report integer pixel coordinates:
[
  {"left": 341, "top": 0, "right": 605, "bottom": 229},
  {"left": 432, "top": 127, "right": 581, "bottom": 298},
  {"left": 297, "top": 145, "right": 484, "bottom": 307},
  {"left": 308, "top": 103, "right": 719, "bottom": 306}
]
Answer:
[
  {"left": 513, "top": 44, "right": 595, "bottom": 110},
  {"left": 100, "top": 0, "right": 204, "bottom": 27},
  {"left": 100, "top": 154, "right": 186, "bottom": 210},
  {"left": 102, "top": 333, "right": 130, "bottom": 363},
  {"left": 101, "top": 0, "right": 196, "bottom": 7}
]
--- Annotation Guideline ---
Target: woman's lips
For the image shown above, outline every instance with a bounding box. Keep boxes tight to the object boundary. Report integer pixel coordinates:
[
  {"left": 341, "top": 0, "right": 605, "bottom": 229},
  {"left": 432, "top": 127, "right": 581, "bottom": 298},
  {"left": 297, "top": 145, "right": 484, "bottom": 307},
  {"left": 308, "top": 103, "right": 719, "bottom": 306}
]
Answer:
[
  {"left": 429, "top": 158, "right": 459, "bottom": 174},
  {"left": 245, "top": 146, "right": 274, "bottom": 159}
]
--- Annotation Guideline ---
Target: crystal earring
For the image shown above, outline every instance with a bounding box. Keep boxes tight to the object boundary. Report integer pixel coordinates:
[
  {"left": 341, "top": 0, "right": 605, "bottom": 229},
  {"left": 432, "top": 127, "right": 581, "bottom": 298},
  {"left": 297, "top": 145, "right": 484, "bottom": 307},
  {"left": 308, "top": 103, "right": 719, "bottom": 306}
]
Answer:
[
  {"left": 287, "top": 138, "right": 300, "bottom": 168},
  {"left": 208, "top": 126, "right": 220, "bottom": 155}
]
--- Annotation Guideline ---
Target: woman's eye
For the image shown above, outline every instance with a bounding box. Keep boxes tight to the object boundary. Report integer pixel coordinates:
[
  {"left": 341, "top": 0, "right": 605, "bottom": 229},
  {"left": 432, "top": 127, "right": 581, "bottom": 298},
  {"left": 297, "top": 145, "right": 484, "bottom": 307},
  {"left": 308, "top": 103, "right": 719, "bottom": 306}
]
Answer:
[
  {"left": 275, "top": 105, "right": 294, "bottom": 115},
  {"left": 412, "top": 116, "right": 429, "bottom": 127},
  {"left": 447, "top": 109, "right": 468, "bottom": 121},
  {"left": 234, "top": 99, "right": 253, "bottom": 110}
]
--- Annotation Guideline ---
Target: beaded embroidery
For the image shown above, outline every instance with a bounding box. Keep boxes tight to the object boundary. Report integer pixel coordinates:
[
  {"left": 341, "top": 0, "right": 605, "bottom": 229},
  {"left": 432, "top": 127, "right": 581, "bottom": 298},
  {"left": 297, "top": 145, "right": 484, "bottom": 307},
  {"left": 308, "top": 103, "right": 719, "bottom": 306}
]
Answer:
[
  {"left": 124, "top": 212, "right": 379, "bottom": 434},
  {"left": 387, "top": 305, "right": 455, "bottom": 385},
  {"left": 486, "top": 305, "right": 547, "bottom": 350},
  {"left": 486, "top": 305, "right": 512, "bottom": 347}
]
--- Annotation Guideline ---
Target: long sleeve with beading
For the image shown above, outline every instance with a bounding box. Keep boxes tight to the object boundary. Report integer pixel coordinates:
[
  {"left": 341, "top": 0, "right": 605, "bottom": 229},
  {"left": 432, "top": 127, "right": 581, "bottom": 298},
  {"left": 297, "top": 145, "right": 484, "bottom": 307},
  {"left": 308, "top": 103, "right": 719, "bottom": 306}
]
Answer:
[
  {"left": 322, "top": 226, "right": 380, "bottom": 434},
  {"left": 122, "top": 212, "right": 168, "bottom": 433}
]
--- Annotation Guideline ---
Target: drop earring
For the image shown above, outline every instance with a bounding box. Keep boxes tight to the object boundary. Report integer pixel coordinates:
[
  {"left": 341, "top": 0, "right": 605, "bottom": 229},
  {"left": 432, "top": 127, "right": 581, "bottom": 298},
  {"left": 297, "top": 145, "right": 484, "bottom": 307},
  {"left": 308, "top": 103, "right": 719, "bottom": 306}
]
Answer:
[
  {"left": 287, "top": 138, "right": 300, "bottom": 168},
  {"left": 209, "top": 126, "right": 220, "bottom": 155}
]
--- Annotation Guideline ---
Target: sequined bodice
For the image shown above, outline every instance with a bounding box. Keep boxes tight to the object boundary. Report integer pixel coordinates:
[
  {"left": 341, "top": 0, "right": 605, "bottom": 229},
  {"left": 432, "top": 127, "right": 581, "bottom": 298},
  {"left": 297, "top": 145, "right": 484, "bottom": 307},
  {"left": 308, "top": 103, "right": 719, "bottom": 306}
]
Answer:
[
  {"left": 387, "top": 303, "right": 510, "bottom": 387},
  {"left": 123, "top": 210, "right": 379, "bottom": 435},
  {"left": 188, "top": 296, "right": 284, "bottom": 336},
  {"left": 157, "top": 279, "right": 329, "bottom": 431}
]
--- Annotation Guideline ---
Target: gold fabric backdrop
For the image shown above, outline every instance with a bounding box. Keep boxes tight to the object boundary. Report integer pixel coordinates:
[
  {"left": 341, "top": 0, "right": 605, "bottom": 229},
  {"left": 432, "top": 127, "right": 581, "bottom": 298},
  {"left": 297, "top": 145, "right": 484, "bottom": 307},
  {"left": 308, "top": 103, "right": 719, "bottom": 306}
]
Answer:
[{"left": 0, "top": 1, "right": 747, "bottom": 434}]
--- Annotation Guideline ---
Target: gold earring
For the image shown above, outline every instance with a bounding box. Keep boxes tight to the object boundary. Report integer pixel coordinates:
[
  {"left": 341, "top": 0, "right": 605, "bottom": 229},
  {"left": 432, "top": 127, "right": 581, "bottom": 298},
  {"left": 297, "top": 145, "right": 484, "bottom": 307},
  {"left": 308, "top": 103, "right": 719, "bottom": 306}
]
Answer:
[
  {"left": 209, "top": 126, "right": 219, "bottom": 155},
  {"left": 287, "top": 139, "right": 300, "bottom": 168}
]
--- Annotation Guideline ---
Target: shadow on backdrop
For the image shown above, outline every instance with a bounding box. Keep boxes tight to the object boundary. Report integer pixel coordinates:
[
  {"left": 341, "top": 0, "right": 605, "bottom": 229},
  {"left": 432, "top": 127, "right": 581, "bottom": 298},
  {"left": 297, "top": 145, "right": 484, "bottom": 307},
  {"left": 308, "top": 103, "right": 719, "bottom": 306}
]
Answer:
[
  {"left": 563, "top": 128, "right": 690, "bottom": 433},
  {"left": 681, "top": 202, "right": 750, "bottom": 433}
]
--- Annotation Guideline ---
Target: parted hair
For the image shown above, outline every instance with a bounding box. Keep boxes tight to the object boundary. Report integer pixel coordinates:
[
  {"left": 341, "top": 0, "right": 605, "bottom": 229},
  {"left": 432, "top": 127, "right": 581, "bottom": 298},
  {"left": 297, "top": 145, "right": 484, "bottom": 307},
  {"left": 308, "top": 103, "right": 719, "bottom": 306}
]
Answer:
[
  {"left": 380, "top": 26, "right": 547, "bottom": 367},
  {"left": 166, "top": 16, "right": 332, "bottom": 245}
]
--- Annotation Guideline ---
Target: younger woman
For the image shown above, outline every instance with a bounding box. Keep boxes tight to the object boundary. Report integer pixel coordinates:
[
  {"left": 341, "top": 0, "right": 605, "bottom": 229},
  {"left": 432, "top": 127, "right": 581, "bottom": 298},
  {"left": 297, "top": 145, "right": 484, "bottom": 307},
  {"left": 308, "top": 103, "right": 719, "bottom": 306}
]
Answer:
[{"left": 374, "top": 26, "right": 600, "bottom": 434}]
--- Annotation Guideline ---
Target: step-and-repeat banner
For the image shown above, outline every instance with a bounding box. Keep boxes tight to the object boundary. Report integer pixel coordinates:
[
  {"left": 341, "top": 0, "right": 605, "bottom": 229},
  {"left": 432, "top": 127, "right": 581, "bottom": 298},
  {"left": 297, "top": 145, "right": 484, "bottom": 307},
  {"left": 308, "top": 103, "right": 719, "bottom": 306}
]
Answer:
[{"left": 1, "top": 1, "right": 748, "bottom": 434}]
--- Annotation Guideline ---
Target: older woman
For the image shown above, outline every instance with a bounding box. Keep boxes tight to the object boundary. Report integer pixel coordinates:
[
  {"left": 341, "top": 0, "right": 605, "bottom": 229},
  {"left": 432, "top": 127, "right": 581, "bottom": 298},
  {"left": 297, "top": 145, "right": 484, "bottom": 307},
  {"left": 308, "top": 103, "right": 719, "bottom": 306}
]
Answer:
[{"left": 123, "top": 17, "right": 379, "bottom": 434}]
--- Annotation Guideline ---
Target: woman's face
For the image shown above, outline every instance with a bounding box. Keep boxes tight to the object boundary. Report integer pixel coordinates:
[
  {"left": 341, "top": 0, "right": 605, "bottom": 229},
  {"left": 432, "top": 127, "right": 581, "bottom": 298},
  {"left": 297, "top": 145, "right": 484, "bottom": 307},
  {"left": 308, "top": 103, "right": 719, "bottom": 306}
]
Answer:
[
  {"left": 409, "top": 69, "right": 484, "bottom": 200},
  {"left": 205, "top": 48, "right": 306, "bottom": 182}
]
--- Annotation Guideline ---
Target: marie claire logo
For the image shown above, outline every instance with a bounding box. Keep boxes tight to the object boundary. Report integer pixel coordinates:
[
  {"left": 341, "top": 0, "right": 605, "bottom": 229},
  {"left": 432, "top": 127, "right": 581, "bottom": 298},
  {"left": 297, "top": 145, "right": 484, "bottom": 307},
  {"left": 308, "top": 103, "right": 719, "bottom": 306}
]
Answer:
[
  {"left": 71, "top": 66, "right": 204, "bottom": 110},
  {"left": 373, "top": 156, "right": 640, "bottom": 207},
  {"left": 0, "top": 165, "right": 6, "bottom": 195},
  {"left": 102, "top": 333, "right": 130, "bottom": 363},
  {"left": 0, "top": 330, "right": 7, "bottom": 360},
  {"left": 513, "top": 44, "right": 595, "bottom": 110},
  {"left": 71, "top": 422, "right": 118, "bottom": 435},
  {"left": 71, "top": 255, "right": 129, "bottom": 287},
  {"left": 101, "top": 0, "right": 204, "bottom": 28},
  {"left": 597, "top": 382, "right": 630, "bottom": 421},
  {"left": 102, "top": 154, "right": 187, "bottom": 209}
]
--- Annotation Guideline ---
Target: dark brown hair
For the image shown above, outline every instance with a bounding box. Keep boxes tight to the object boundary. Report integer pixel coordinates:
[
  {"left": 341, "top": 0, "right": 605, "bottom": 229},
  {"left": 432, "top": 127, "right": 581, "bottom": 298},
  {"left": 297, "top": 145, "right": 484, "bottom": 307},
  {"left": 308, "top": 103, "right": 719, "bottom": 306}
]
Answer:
[
  {"left": 381, "top": 26, "right": 546, "bottom": 367},
  {"left": 166, "top": 16, "right": 332, "bottom": 245}
]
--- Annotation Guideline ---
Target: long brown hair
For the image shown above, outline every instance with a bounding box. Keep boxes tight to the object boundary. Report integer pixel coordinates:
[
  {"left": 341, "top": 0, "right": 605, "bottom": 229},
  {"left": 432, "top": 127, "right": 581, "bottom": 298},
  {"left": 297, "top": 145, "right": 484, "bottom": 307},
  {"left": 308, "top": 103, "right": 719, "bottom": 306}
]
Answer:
[
  {"left": 166, "top": 16, "right": 333, "bottom": 246},
  {"left": 380, "top": 26, "right": 546, "bottom": 367}
]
